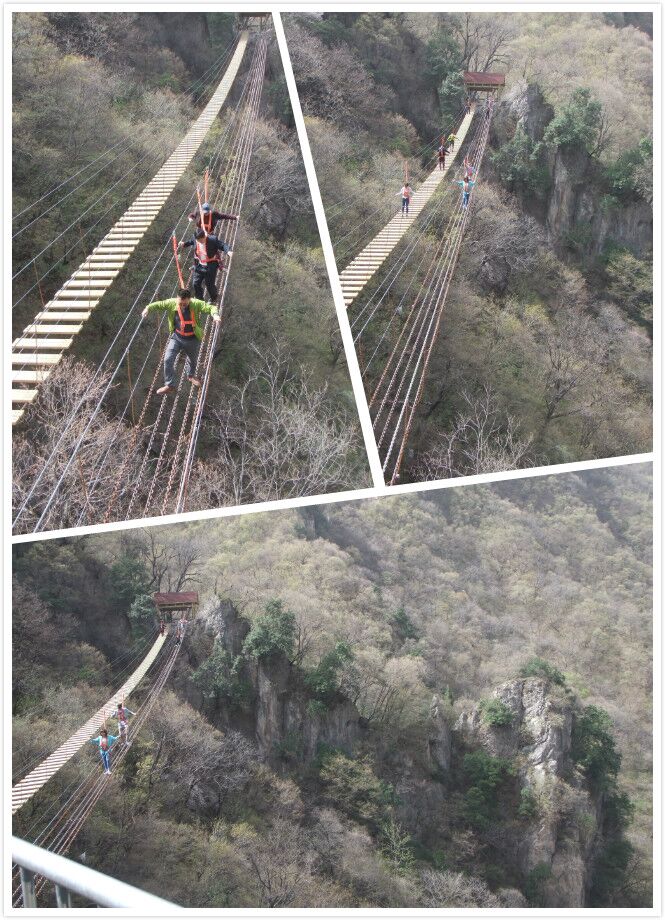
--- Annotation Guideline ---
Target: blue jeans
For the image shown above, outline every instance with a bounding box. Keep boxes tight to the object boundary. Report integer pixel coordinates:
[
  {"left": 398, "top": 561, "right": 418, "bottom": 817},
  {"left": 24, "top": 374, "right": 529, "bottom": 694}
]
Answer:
[
  {"left": 164, "top": 334, "right": 200, "bottom": 386},
  {"left": 100, "top": 750, "right": 110, "bottom": 771},
  {"left": 463, "top": 191, "right": 470, "bottom": 209},
  {"left": 401, "top": 197, "right": 409, "bottom": 214}
]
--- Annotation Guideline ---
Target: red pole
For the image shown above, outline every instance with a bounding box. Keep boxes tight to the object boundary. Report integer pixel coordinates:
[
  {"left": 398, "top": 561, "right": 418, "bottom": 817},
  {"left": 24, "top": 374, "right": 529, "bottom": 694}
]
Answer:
[{"left": 172, "top": 234, "right": 185, "bottom": 288}]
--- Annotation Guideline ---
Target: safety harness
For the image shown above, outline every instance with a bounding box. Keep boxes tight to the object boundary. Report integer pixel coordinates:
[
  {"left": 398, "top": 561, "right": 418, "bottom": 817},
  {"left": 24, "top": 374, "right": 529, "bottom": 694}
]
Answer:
[{"left": 176, "top": 301, "right": 196, "bottom": 337}]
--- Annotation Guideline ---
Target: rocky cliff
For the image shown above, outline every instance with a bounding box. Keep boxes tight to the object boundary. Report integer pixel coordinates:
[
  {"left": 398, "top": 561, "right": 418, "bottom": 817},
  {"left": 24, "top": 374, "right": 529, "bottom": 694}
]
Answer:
[
  {"left": 171, "top": 605, "right": 626, "bottom": 908},
  {"left": 491, "top": 81, "right": 651, "bottom": 259},
  {"left": 456, "top": 677, "right": 603, "bottom": 907},
  {"left": 172, "top": 599, "right": 366, "bottom": 764}
]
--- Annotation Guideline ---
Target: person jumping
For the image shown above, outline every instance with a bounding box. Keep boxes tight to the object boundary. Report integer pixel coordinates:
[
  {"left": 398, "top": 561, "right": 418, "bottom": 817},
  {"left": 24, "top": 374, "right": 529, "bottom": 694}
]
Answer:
[
  {"left": 188, "top": 202, "right": 239, "bottom": 234},
  {"left": 399, "top": 182, "right": 412, "bottom": 215},
  {"left": 89, "top": 729, "right": 118, "bottom": 775},
  {"left": 115, "top": 702, "right": 136, "bottom": 746},
  {"left": 179, "top": 229, "right": 231, "bottom": 304},
  {"left": 141, "top": 287, "right": 221, "bottom": 396}
]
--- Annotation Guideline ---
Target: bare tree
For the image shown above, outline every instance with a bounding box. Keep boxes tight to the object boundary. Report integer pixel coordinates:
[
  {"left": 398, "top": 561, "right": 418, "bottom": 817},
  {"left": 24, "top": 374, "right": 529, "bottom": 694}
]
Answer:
[
  {"left": 420, "top": 385, "right": 535, "bottom": 479},
  {"left": 140, "top": 529, "right": 205, "bottom": 593},
  {"left": 238, "top": 818, "right": 314, "bottom": 908},
  {"left": 186, "top": 342, "right": 367, "bottom": 510},
  {"left": 445, "top": 13, "right": 516, "bottom": 72}
]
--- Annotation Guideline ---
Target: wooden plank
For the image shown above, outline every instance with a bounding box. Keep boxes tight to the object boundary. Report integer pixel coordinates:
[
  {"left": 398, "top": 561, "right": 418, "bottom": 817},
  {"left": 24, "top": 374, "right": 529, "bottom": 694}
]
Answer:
[
  {"left": 13, "top": 337, "right": 73, "bottom": 350},
  {"left": 12, "top": 353, "right": 63, "bottom": 366},
  {"left": 12, "top": 389, "right": 38, "bottom": 403}
]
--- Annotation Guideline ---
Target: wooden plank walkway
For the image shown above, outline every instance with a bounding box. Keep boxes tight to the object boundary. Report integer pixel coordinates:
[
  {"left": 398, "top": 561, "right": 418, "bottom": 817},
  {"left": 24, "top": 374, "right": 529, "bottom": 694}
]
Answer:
[
  {"left": 339, "top": 106, "right": 475, "bottom": 309},
  {"left": 11, "top": 32, "right": 249, "bottom": 425},
  {"left": 11, "top": 633, "right": 167, "bottom": 814}
]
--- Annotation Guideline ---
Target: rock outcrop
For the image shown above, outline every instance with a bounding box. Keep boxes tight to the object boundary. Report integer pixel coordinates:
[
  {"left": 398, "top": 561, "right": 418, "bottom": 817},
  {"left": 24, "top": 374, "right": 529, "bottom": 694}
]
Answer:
[
  {"left": 491, "top": 81, "right": 652, "bottom": 259},
  {"left": 456, "top": 677, "right": 602, "bottom": 907}
]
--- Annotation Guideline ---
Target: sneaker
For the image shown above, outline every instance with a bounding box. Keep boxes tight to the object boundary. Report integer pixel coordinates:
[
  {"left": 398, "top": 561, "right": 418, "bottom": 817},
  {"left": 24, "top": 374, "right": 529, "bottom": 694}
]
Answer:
[
  {"left": 105, "top": 769, "right": 111, "bottom": 775},
  {"left": 187, "top": 376, "right": 202, "bottom": 388},
  {"left": 157, "top": 385, "right": 176, "bottom": 396}
]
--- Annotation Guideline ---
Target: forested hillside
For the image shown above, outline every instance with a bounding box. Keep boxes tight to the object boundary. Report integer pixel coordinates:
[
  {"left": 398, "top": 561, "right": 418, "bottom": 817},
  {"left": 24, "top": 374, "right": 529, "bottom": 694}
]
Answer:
[
  {"left": 12, "top": 13, "right": 368, "bottom": 527},
  {"left": 285, "top": 12, "right": 652, "bottom": 479},
  {"left": 13, "top": 463, "right": 652, "bottom": 907}
]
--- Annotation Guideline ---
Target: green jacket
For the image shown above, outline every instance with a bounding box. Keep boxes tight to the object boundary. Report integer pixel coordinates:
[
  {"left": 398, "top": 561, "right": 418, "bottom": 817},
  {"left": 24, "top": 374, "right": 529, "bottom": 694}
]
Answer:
[{"left": 144, "top": 298, "right": 218, "bottom": 341}]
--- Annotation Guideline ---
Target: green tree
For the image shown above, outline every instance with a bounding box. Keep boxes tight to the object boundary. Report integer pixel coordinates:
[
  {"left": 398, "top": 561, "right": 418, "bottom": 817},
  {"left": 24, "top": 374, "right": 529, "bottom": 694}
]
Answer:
[
  {"left": 109, "top": 555, "right": 150, "bottom": 611},
  {"left": 380, "top": 816, "right": 415, "bottom": 875},
  {"left": 128, "top": 593, "right": 155, "bottom": 638},
  {"left": 304, "top": 641, "right": 353, "bottom": 703},
  {"left": 480, "top": 698, "right": 513, "bottom": 727},
  {"left": 519, "top": 658, "right": 566, "bottom": 686},
  {"left": 243, "top": 599, "right": 296, "bottom": 661},
  {"left": 191, "top": 640, "right": 250, "bottom": 705},
  {"left": 462, "top": 751, "right": 514, "bottom": 829},
  {"left": 491, "top": 129, "right": 550, "bottom": 195},
  {"left": 571, "top": 705, "right": 621, "bottom": 791},
  {"left": 544, "top": 88, "right": 603, "bottom": 154}
]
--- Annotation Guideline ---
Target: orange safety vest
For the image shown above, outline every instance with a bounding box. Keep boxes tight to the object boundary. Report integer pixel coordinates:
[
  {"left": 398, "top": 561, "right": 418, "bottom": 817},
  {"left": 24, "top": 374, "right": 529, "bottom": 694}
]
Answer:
[
  {"left": 202, "top": 212, "right": 214, "bottom": 234},
  {"left": 176, "top": 302, "right": 196, "bottom": 337},
  {"left": 195, "top": 237, "right": 220, "bottom": 266},
  {"left": 100, "top": 736, "right": 108, "bottom": 751}
]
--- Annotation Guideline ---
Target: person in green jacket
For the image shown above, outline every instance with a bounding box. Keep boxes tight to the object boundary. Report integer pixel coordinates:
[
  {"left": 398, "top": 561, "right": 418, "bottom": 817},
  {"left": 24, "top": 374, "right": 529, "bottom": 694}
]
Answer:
[{"left": 141, "top": 287, "right": 221, "bottom": 395}]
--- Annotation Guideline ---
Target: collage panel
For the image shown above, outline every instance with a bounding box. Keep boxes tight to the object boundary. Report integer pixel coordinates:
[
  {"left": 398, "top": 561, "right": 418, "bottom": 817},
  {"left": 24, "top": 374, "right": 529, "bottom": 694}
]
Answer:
[
  {"left": 11, "top": 11, "right": 370, "bottom": 536},
  {"left": 6, "top": 5, "right": 658, "bottom": 917},
  {"left": 11, "top": 463, "right": 652, "bottom": 908},
  {"left": 283, "top": 12, "right": 653, "bottom": 485}
]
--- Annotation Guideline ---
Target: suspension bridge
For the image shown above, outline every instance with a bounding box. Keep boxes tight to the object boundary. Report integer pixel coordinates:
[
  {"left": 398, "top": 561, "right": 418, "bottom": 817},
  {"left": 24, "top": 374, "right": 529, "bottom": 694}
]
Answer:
[
  {"left": 12, "top": 33, "right": 249, "bottom": 426},
  {"left": 11, "top": 594, "right": 196, "bottom": 907},
  {"left": 342, "top": 75, "right": 502, "bottom": 485},
  {"left": 12, "top": 30, "right": 269, "bottom": 534}
]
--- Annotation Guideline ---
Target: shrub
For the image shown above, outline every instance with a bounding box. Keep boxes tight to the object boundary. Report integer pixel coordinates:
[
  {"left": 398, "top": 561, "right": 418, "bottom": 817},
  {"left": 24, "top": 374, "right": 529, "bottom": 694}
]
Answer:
[
  {"left": 462, "top": 751, "right": 514, "bottom": 830},
  {"left": 128, "top": 593, "right": 155, "bottom": 638},
  {"left": 518, "top": 787, "right": 539, "bottom": 820},
  {"left": 543, "top": 88, "right": 603, "bottom": 154},
  {"left": 604, "top": 137, "right": 652, "bottom": 201},
  {"left": 380, "top": 816, "right": 415, "bottom": 875},
  {"left": 191, "top": 641, "right": 250, "bottom": 706},
  {"left": 519, "top": 658, "right": 566, "bottom": 686},
  {"left": 571, "top": 705, "right": 621, "bottom": 791},
  {"left": 389, "top": 607, "right": 419, "bottom": 642},
  {"left": 524, "top": 862, "right": 552, "bottom": 906},
  {"left": 480, "top": 698, "right": 513, "bottom": 727},
  {"left": 603, "top": 248, "right": 652, "bottom": 324},
  {"left": 304, "top": 641, "right": 353, "bottom": 702},
  {"left": 318, "top": 751, "right": 394, "bottom": 828},
  {"left": 492, "top": 129, "right": 550, "bottom": 195},
  {"left": 109, "top": 555, "right": 150, "bottom": 610},
  {"left": 243, "top": 599, "right": 296, "bottom": 661},
  {"left": 590, "top": 838, "right": 634, "bottom": 905}
]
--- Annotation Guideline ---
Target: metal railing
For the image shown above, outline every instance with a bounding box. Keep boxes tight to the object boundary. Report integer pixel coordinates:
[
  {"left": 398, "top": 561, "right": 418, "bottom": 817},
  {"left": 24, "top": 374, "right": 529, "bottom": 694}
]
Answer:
[{"left": 12, "top": 836, "right": 178, "bottom": 909}]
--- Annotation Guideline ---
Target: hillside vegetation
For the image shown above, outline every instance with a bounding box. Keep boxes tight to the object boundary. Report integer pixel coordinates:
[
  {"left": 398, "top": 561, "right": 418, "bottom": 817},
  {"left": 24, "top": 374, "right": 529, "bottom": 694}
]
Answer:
[
  {"left": 285, "top": 12, "right": 652, "bottom": 478},
  {"left": 13, "top": 464, "right": 652, "bottom": 907}
]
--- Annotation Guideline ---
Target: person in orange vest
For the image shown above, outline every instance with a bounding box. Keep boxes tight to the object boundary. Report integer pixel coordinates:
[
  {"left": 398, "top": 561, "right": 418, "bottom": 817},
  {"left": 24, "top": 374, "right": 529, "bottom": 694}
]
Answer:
[
  {"left": 187, "top": 202, "right": 240, "bottom": 234},
  {"left": 398, "top": 182, "right": 412, "bottom": 215},
  {"left": 437, "top": 143, "right": 448, "bottom": 171},
  {"left": 141, "top": 287, "right": 221, "bottom": 395},
  {"left": 179, "top": 228, "right": 231, "bottom": 303},
  {"left": 159, "top": 619, "right": 166, "bottom": 636}
]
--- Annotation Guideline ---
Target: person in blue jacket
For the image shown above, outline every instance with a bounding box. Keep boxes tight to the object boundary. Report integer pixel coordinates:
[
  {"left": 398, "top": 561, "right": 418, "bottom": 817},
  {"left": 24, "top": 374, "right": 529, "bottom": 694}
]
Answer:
[
  {"left": 454, "top": 177, "right": 476, "bottom": 209},
  {"left": 89, "top": 729, "right": 118, "bottom": 775}
]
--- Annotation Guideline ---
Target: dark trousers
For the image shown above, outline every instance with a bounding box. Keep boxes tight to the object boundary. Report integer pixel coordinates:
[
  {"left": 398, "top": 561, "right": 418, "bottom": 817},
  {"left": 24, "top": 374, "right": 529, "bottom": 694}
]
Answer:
[
  {"left": 164, "top": 334, "right": 200, "bottom": 385},
  {"left": 193, "top": 263, "right": 219, "bottom": 302}
]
